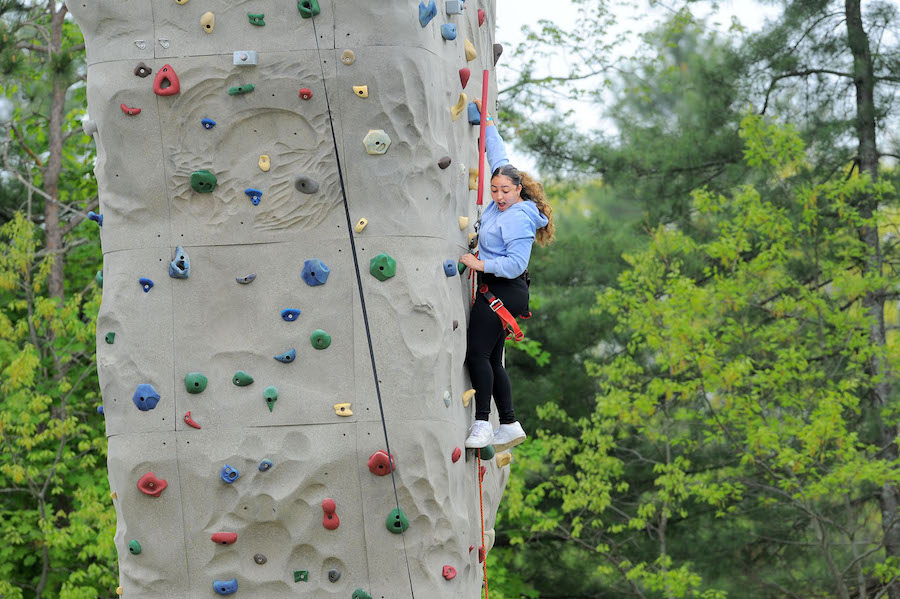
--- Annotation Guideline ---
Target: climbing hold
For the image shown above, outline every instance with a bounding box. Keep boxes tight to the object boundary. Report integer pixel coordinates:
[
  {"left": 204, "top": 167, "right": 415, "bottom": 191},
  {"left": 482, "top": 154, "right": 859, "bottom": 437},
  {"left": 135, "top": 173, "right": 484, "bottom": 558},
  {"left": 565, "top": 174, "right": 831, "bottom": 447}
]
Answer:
[
  {"left": 493, "top": 43, "right": 504, "bottom": 65},
  {"left": 139, "top": 277, "right": 154, "bottom": 292},
  {"left": 213, "top": 579, "right": 237, "bottom": 596},
  {"left": 134, "top": 40, "right": 147, "bottom": 50},
  {"left": 254, "top": 553, "right": 267, "bottom": 564},
  {"left": 105, "top": 332, "right": 115, "bottom": 344},
  {"left": 328, "top": 569, "right": 341, "bottom": 583},
  {"left": 258, "top": 155, "right": 270, "bottom": 171},
  {"left": 294, "top": 175, "right": 319, "bottom": 194},
  {"left": 228, "top": 84, "right": 255, "bottom": 96},
  {"left": 128, "top": 540, "right": 142, "bottom": 555},
  {"left": 258, "top": 459, "right": 273, "bottom": 472},
  {"left": 185, "top": 372, "right": 207, "bottom": 393},
  {"left": 153, "top": 64, "right": 180, "bottom": 96},
  {"left": 95, "top": 271, "right": 103, "bottom": 287},
  {"left": 442, "top": 565, "right": 457, "bottom": 580},
  {"left": 120, "top": 103, "right": 141, "bottom": 116},
  {"left": 233, "top": 370, "right": 254, "bottom": 386},
  {"left": 200, "top": 11, "right": 215, "bottom": 33},
  {"left": 263, "top": 386, "right": 278, "bottom": 412},
  {"left": 496, "top": 452, "right": 512, "bottom": 468},
  {"left": 132, "top": 383, "right": 160, "bottom": 411},
  {"left": 274, "top": 349, "right": 296, "bottom": 363},
  {"left": 478, "top": 8, "right": 485, "bottom": 26},
  {"left": 352, "top": 590, "right": 372, "bottom": 599},
  {"left": 443, "top": 390, "right": 451, "bottom": 407},
  {"left": 418, "top": 0, "right": 437, "bottom": 27},
  {"left": 458, "top": 216, "right": 469, "bottom": 229},
  {"left": 322, "top": 498, "right": 340, "bottom": 530},
  {"left": 354, "top": 218, "right": 368, "bottom": 233},
  {"left": 334, "top": 403, "right": 353, "bottom": 416},
  {"left": 462, "top": 388, "right": 475, "bottom": 407},
  {"left": 183, "top": 411, "right": 201, "bottom": 429},
  {"left": 236, "top": 273, "right": 256, "bottom": 285},
  {"left": 201, "top": 118, "right": 216, "bottom": 130},
  {"left": 451, "top": 447, "right": 461, "bottom": 463},
  {"left": 302, "top": 259, "right": 330, "bottom": 286},
  {"left": 469, "top": 168, "right": 479, "bottom": 190},
  {"left": 190, "top": 170, "right": 217, "bottom": 193},
  {"left": 87, "top": 211, "right": 103, "bottom": 226},
  {"left": 298, "top": 88, "right": 313, "bottom": 100},
  {"left": 211, "top": 532, "right": 238, "bottom": 545},
  {"left": 457, "top": 261, "right": 466, "bottom": 275},
  {"left": 310, "top": 329, "right": 332, "bottom": 350},
  {"left": 479, "top": 445, "right": 495, "bottom": 460},
  {"left": 341, "top": 50, "right": 355, "bottom": 65},
  {"left": 453, "top": 320, "right": 459, "bottom": 330},
  {"left": 441, "top": 24, "right": 457, "bottom": 40},
  {"left": 438, "top": 156, "right": 452, "bottom": 169},
  {"left": 245, "top": 188, "right": 263, "bottom": 206},
  {"left": 175, "top": 0, "right": 188, "bottom": 4},
  {"left": 297, "top": 0, "right": 320, "bottom": 18},
  {"left": 368, "top": 450, "right": 396, "bottom": 476},
  {"left": 353, "top": 85, "right": 369, "bottom": 98},
  {"left": 485, "top": 528, "right": 496, "bottom": 551},
  {"left": 363, "top": 130, "right": 391, "bottom": 155},
  {"left": 446, "top": 0, "right": 464, "bottom": 14},
  {"left": 451, "top": 93, "right": 467, "bottom": 121},
  {"left": 134, "top": 62, "right": 152, "bottom": 77},
  {"left": 169, "top": 245, "right": 190, "bottom": 279},
  {"left": 233, "top": 50, "right": 258, "bottom": 66},
  {"left": 248, "top": 13, "right": 265, "bottom": 26},
  {"left": 110, "top": 491, "right": 117, "bottom": 500},
  {"left": 281, "top": 309, "right": 301, "bottom": 322},
  {"left": 158, "top": 38, "right": 170, "bottom": 49},
  {"left": 479, "top": 545, "right": 486, "bottom": 562},
  {"left": 443, "top": 259, "right": 457, "bottom": 277},
  {"left": 465, "top": 39, "right": 477, "bottom": 62},
  {"left": 137, "top": 472, "right": 167, "bottom": 497},
  {"left": 97, "top": 405, "right": 104, "bottom": 415},
  {"left": 479, "top": 465, "right": 487, "bottom": 482},
  {"left": 220, "top": 464, "right": 240, "bottom": 484},
  {"left": 294, "top": 570, "right": 309, "bottom": 583},
  {"left": 468, "top": 232, "right": 478, "bottom": 249},
  {"left": 467, "top": 102, "right": 481, "bottom": 125},
  {"left": 116, "top": 587, "right": 123, "bottom": 596},
  {"left": 370, "top": 253, "right": 397, "bottom": 281},
  {"left": 459, "top": 67, "right": 470, "bottom": 88},
  {"left": 386, "top": 507, "right": 410, "bottom": 534}
]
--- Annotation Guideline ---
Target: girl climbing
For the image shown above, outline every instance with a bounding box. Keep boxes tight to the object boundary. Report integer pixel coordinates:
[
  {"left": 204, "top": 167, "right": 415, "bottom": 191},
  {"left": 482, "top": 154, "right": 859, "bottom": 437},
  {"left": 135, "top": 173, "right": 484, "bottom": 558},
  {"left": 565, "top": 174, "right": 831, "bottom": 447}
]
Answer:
[{"left": 461, "top": 99, "right": 555, "bottom": 451}]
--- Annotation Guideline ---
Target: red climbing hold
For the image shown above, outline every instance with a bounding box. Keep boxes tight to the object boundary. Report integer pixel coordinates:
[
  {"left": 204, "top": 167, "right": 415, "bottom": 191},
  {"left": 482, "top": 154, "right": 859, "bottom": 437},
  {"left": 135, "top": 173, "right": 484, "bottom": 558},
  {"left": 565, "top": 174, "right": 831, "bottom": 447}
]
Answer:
[
  {"left": 120, "top": 103, "right": 141, "bottom": 116},
  {"left": 451, "top": 447, "right": 462, "bottom": 463},
  {"left": 136, "top": 472, "right": 168, "bottom": 497},
  {"left": 479, "top": 546, "right": 486, "bottom": 563},
  {"left": 299, "top": 88, "right": 313, "bottom": 100},
  {"left": 479, "top": 465, "right": 487, "bottom": 482},
  {"left": 322, "top": 498, "right": 340, "bottom": 530},
  {"left": 442, "top": 565, "right": 457, "bottom": 580},
  {"left": 367, "top": 450, "right": 395, "bottom": 476},
  {"left": 153, "top": 64, "right": 181, "bottom": 96},
  {"left": 459, "top": 67, "right": 470, "bottom": 89},
  {"left": 211, "top": 532, "right": 238, "bottom": 545},
  {"left": 183, "top": 411, "right": 201, "bottom": 429},
  {"left": 478, "top": 9, "right": 485, "bottom": 26}
]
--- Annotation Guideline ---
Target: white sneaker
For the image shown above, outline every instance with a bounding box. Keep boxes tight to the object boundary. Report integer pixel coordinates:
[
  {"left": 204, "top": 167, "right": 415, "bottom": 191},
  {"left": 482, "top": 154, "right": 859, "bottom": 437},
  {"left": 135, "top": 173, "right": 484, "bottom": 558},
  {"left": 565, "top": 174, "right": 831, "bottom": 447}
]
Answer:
[
  {"left": 492, "top": 422, "right": 526, "bottom": 451},
  {"left": 465, "top": 420, "right": 494, "bottom": 449}
]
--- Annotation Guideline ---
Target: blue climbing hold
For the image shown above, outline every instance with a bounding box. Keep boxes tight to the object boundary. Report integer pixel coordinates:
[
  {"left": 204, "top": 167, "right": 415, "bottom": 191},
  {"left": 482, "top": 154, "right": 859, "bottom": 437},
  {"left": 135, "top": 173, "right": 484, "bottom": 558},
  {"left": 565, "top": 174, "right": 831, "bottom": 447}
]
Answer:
[
  {"left": 467, "top": 102, "right": 481, "bottom": 125},
  {"left": 245, "top": 188, "right": 262, "bottom": 206},
  {"left": 274, "top": 348, "right": 296, "bottom": 363},
  {"left": 132, "top": 384, "right": 161, "bottom": 411},
  {"left": 139, "top": 277, "right": 154, "bottom": 292},
  {"left": 418, "top": 0, "right": 437, "bottom": 27},
  {"left": 236, "top": 273, "right": 256, "bottom": 285},
  {"left": 281, "top": 308, "right": 301, "bottom": 322},
  {"left": 443, "top": 259, "right": 457, "bottom": 277},
  {"left": 88, "top": 211, "right": 103, "bottom": 226},
  {"left": 220, "top": 465, "right": 239, "bottom": 484},
  {"left": 201, "top": 118, "right": 216, "bottom": 130},
  {"left": 441, "top": 23, "right": 457, "bottom": 40},
  {"left": 259, "top": 459, "right": 273, "bottom": 472},
  {"left": 301, "top": 259, "right": 331, "bottom": 286},
  {"left": 213, "top": 579, "right": 238, "bottom": 596},
  {"left": 169, "top": 245, "right": 190, "bottom": 279},
  {"left": 97, "top": 405, "right": 104, "bottom": 415}
]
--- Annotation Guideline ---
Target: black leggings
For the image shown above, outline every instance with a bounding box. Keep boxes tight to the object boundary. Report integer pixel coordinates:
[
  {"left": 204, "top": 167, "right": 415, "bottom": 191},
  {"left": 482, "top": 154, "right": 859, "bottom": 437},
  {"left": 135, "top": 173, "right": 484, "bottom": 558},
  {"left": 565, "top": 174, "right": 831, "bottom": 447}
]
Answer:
[{"left": 465, "top": 273, "right": 529, "bottom": 424}]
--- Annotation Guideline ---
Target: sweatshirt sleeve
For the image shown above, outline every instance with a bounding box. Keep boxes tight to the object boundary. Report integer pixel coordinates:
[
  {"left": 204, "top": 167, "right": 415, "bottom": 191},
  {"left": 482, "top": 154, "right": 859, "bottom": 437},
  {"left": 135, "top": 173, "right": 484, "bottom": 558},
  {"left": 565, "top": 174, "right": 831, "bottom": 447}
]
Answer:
[
  {"left": 482, "top": 210, "right": 536, "bottom": 279},
  {"left": 485, "top": 126, "right": 510, "bottom": 173}
]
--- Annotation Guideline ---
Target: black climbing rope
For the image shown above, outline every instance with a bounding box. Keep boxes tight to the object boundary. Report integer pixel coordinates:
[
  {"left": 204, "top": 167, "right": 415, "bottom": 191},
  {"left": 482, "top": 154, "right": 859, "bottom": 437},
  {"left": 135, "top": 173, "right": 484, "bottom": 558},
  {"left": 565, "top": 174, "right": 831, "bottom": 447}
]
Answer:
[{"left": 308, "top": 11, "right": 417, "bottom": 599}]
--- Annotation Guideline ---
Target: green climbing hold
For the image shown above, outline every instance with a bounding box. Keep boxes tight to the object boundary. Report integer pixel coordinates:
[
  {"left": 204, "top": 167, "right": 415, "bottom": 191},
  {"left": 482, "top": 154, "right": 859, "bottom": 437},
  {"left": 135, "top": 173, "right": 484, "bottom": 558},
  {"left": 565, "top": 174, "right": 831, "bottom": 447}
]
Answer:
[
  {"left": 185, "top": 372, "right": 208, "bottom": 394},
  {"left": 190, "top": 170, "right": 217, "bottom": 193},
  {"left": 352, "top": 590, "right": 372, "bottom": 599},
  {"left": 386, "top": 507, "right": 410, "bottom": 534},
  {"left": 228, "top": 84, "right": 255, "bottom": 96},
  {"left": 128, "top": 540, "right": 141, "bottom": 555},
  {"left": 293, "top": 570, "right": 309, "bottom": 583},
  {"left": 264, "top": 386, "right": 278, "bottom": 412},
  {"left": 479, "top": 445, "right": 495, "bottom": 460},
  {"left": 233, "top": 370, "right": 254, "bottom": 386},
  {"left": 105, "top": 332, "right": 115, "bottom": 344},
  {"left": 310, "top": 329, "right": 331, "bottom": 350},
  {"left": 370, "top": 253, "right": 396, "bottom": 281},
  {"left": 297, "top": 0, "right": 320, "bottom": 18},
  {"left": 248, "top": 13, "right": 265, "bottom": 26},
  {"left": 95, "top": 271, "right": 103, "bottom": 287}
]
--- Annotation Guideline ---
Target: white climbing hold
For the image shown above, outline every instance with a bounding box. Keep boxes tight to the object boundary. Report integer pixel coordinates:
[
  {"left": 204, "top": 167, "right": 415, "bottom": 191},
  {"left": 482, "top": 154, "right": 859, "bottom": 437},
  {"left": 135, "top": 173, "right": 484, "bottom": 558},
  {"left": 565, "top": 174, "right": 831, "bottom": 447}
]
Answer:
[{"left": 458, "top": 216, "right": 469, "bottom": 230}]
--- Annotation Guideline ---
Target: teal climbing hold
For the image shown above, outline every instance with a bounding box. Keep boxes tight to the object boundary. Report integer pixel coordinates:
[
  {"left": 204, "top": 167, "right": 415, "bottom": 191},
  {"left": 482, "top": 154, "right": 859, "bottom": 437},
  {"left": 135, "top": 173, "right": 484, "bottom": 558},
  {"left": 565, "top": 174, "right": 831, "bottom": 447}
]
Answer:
[
  {"left": 105, "top": 332, "right": 115, "bottom": 344},
  {"left": 310, "top": 329, "right": 331, "bottom": 350},
  {"left": 185, "top": 373, "right": 208, "bottom": 394},
  {"left": 274, "top": 348, "right": 296, "bottom": 363},
  {"left": 418, "top": 0, "right": 437, "bottom": 27},
  {"left": 264, "top": 386, "right": 278, "bottom": 412},
  {"left": 352, "top": 590, "right": 372, "bottom": 599},
  {"left": 95, "top": 271, "right": 103, "bottom": 287},
  {"left": 228, "top": 84, "right": 255, "bottom": 95},
  {"left": 233, "top": 370, "right": 254, "bottom": 386},
  {"left": 128, "top": 540, "right": 141, "bottom": 555},
  {"left": 297, "top": 0, "right": 320, "bottom": 18},
  {"left": 248, "top": 13, "right": 265, "bottom": 26},
  {"left": 190, "top": 170, "right": 217, "bottom": 193},
  {"left": 293, "top": 570, "right": 309, "bottom": 582},
  {"left": 370, "top": 253, "right": 396, "bottom": 281},
  {"left": 479, "top": 445, "right": 496, "bottom": 460},
  {"left": 386, "top": 507, "right": 410, "bottom": 534}
]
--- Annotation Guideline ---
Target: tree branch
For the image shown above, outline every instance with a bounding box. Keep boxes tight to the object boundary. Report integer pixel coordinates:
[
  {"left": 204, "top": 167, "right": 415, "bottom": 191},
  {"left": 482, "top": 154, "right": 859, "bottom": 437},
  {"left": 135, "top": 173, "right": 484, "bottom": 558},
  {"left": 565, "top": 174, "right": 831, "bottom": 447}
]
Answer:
[
  {"left": 10, "top": 123, "right": 45, "bottom": 167},
  {"left": 761, "top": 68, "right": 855, "bottom": 115}
]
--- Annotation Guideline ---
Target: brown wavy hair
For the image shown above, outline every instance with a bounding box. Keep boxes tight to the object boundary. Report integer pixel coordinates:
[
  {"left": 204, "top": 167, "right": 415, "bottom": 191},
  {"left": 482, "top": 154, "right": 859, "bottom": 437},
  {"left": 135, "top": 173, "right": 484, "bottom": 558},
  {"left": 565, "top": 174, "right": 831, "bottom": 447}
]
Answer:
[{"left": 492, "top": 165, "right": 555, "bottom": 246}]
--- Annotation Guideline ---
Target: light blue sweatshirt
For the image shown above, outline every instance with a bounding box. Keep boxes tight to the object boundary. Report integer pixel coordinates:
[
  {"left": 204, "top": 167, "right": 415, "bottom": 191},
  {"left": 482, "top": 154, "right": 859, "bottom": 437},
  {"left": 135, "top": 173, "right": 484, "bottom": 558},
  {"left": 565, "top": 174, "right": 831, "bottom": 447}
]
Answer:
[{"left": 478, "top": 127, "right": 549, "bottom": 279}]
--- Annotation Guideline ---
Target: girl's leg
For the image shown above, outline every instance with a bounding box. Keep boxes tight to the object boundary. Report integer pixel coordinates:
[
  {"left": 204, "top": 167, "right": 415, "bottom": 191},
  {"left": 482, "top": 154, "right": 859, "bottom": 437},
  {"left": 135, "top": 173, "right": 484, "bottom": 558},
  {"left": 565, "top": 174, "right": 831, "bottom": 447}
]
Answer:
[
  {"left": 489, "top": 336, "right": 516, "bottom": 424},
  {"left": 466, "top": 295, "right": 504, "bottom": 421}
]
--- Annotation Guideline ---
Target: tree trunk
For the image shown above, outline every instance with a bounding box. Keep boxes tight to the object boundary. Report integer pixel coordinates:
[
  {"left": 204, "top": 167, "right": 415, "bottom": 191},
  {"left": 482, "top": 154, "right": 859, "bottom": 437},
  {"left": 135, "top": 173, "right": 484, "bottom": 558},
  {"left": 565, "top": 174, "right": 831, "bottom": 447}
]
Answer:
[{"left": 44, "top": 2, "right": 66, "bottom": 303}]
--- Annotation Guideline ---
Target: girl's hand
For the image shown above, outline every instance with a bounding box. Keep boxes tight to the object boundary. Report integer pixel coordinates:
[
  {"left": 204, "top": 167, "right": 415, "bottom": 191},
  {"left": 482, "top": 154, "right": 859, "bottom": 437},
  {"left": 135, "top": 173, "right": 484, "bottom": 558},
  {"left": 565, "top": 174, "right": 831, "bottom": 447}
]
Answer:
[
  {"left": 473, "top": 98, "right": 492, "bottom": 124},
  {"left": 459, "top": 253, "right": 485, "bottom": 272}
]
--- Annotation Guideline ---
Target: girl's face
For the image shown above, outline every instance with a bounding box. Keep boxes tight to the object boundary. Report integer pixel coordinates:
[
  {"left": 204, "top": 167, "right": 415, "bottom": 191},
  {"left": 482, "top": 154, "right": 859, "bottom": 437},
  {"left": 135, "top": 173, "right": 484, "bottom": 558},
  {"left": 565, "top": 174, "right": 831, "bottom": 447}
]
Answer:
[{"left": 490, "top": 175, "right": 522, "bottom": 212}]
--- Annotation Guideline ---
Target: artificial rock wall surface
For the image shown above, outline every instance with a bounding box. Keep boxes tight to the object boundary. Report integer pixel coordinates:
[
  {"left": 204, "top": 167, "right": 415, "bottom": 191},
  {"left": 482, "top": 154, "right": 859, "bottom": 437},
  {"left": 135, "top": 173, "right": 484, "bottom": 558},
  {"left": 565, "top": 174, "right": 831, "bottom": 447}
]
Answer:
[{"left": 69, "top": 1, "right": 507, "bottom": 597}]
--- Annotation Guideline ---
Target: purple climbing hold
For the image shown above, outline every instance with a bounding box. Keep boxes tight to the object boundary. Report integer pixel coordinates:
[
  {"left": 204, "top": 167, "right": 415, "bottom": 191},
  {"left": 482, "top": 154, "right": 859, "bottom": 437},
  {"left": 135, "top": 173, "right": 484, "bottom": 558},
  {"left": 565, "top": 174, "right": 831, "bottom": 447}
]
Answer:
[
  {"left": 245, "top": 188, "right": 262, "bottom": 206},
  {"left": 88, "top": 211, "right": 103, "bottom": 226},
  {"left": 236, "top": 273, "right": 256, "bottom": 285},
  {"left": 301, "top": 259, "right": 331, "bottom": 286},
  {"left": 132, "top": 383, "right": 161, "bottom": 411},
  {"left": 438, "top": 156, "right": 452, "bottom": 169},
  {"left": 281, "top": 308, "right": 301, "bottom": 322},
  {"left": 418, "top": 0, "right": 437, "bottom": 27},
  {"left": 139, "top": 277, "right": 154, "bottom": 292}
]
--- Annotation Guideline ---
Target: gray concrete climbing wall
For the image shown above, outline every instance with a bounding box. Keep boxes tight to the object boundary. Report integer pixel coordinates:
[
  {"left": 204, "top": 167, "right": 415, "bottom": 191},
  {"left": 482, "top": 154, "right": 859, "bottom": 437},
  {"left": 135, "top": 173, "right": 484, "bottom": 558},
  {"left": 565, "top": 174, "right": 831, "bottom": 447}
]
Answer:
[{"left": 70, "top": 0, "right": 508, "bottom": 597}]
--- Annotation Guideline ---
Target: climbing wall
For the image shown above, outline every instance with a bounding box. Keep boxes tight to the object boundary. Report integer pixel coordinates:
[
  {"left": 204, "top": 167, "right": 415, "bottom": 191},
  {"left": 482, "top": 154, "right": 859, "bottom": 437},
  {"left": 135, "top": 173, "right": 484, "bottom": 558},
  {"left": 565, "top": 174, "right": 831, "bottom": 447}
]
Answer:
[{"left": 71, "top": 0, "right": 508, "bottom": 597}]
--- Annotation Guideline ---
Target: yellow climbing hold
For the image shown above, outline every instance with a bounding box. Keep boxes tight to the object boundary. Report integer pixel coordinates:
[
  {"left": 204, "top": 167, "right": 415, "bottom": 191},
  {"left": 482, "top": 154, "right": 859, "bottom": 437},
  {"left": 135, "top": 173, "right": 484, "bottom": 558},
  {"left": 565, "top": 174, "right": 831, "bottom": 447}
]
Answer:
[
  {"left": 175, "top": 0, "right": 188, "bottom": 4},
  {"left": 334, "top": 403, "right": 353, "bottom": 417},
  {"left": 258, "top": 155, "right": 270, "bottom": 172},
  {"left": 462, "top": 388, "right": 475, "bottom": 407},
  {"left": 354, "top": 218, "right": 368, "bottom": 233},
  {"left": 201, "top": 11, "right": 215, "bottom": 33},
  {"left": 465, "top": 39, "right": 477, "bottom": 61},
  {"left": 110, "top": 491, "right": 117, "bottom": 500},
  {"left": 451, "top": 93, "right": 467, "bottom": 121},
  {"left": 458, "top": 216, "right": 470, "bottom": 230},
  {"left": 496, "top": 452, "right": 511, "bottom": 468},
  {"left": 469, "top": 168, "right": 479, "bottom": 190},
  {"left": 116, "top": 586, "right": 123, "bottom": 596},
  {"left": 341, "top": 49, "right": 356, "bottom": 65},
  {"left": 467, "top": 232, "right": 478, "bottom": 247},
  {"left": 353, "top": 85, "right": 369, "bottom": 98}
]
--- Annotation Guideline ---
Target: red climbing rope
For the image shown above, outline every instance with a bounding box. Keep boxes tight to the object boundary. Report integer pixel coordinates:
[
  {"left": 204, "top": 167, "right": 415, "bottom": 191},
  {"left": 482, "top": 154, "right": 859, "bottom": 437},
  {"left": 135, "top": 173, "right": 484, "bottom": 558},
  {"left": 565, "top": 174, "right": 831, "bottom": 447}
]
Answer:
[
  {"left": 477, "top": 453, "right": 489, "bottom": 599},
  {"left": 476, "top": 69, "right": 490, "bottom": 206}
]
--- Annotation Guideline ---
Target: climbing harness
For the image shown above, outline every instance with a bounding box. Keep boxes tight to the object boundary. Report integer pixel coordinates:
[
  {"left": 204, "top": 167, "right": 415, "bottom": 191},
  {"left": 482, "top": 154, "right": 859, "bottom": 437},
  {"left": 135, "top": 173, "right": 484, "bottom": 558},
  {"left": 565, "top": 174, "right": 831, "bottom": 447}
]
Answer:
[{"left": 478, "top": 282, "right": 525, "bottom": 342}]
